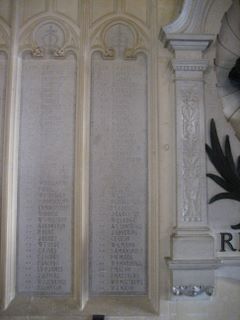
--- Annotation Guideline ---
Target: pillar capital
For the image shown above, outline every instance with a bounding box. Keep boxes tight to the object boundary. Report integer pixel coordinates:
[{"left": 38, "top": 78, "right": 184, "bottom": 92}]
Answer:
[{"left": 160, "top": 32, "right": 214, "bottom": 54}]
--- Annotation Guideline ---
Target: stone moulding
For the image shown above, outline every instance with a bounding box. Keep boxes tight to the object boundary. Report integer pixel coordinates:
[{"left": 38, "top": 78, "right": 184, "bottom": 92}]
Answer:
[
  {"left": 0, "top": 5, "right": 82, "bottom": 312},
  {"left": 159, "top": 33, "right": 215, "bottom": 53},
  {"left": 159, "top": 0, "right": 227, "bottom": 300},
  {"left": 162, "top": 0, "right": 216, "bottom": 34},
  {"left": 220, "top": 257, "right": 240, "bottom": 266},
  {"left": 86, "top": 6, "right": 160, "bottom": 315},
  {"left": 172, "top": 285, "right": 214, "bottom": 297},
  {"left": 166, "top": 258, "right": 221, "bottom": 271},
  {"left": 90, "top": 19, "right": 149, "bottom": 61},
  {"left": 171, "top": 59, "right": 209, "bottom": 72},
  {"left": 19, "top": 17, "right": 80, "bottom": 58}
]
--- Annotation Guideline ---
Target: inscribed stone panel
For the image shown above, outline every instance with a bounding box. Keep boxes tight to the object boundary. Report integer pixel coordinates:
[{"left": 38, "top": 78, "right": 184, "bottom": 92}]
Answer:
[
  {"left": 17, "top": 56, "right": 76, "bottom": 295},
  {"left": 89, "top": 48, "right": 148, "bottom": 295},
  {"left": 0, "top": 53, "right": 6, "bottom": 216}
]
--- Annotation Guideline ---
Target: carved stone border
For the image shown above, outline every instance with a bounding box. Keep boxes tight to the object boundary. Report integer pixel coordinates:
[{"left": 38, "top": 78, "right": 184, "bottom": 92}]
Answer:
[
  {"left": 83, "top": 4, "right": 160, "bottom": 314},
  {"left": 0, "top": 2, "right": 82, "bottom": 311},
  {"left": 160, "top": 0, "right": 219, "bottom": 299}
]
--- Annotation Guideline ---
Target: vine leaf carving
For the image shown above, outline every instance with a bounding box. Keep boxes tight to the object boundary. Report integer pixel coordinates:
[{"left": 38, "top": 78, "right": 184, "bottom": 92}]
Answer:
[
  {"left": 181, "top": 87, "right": 202, "bottom": 222},
  {"left": 206, "top": 119, "right": 240, "bottom": 229}
]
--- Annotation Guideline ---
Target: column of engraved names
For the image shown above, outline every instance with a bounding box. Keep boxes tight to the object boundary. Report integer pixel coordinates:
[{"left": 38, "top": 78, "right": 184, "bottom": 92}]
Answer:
[
  {"left": 37, "top": 182, "right": 68, "bottom": 293},
  {"left": 0, "top": 53, "right": 6, "bottom": 203},
  {"left": 17, "top": 59, "right": 75, "bottom": 294},
  {"left": 110, "top": 59, "right": 147, "bottom": 293},
  {"left": 90, "top": 56, "right": 113, "bottom": 293},
  {"left": 36, "top": 62, "right": 73, "bottom": 294},
  {"left": 37, "top": 64, "right": 63, "bottom": 293},
  {"left": 18, "top": 60, "right": 40, "bottom": 292},
  {"left": 90, "top": 53, "right": 147, "bottom": 294}
]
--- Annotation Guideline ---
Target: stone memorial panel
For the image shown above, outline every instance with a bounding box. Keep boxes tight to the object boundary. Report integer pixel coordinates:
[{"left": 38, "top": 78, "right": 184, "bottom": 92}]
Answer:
[
  {"left": 17, "top": 56, "right": 76, "bottom": 295},
  {"left": 89, "top": 30, "right": 148, "bottom": 295},
  {"left": 0, "top": 53, "right": 6, "bottom": 209}
]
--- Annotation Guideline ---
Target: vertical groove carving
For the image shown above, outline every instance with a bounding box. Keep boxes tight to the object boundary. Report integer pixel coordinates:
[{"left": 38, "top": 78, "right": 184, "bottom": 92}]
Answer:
[{"left": 180, "top": 86, "right": 202, "bottom": 222}]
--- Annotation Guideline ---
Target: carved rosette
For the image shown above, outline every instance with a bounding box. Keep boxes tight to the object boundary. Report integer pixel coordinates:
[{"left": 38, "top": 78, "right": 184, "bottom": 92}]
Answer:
[
  {"left": 180, "top": 86, "right": 202, "bottom": 222},
  {"left": 31, "top": 46, "right": 44, "bottom": 57},
  {"left": 102, "top": 47, "right": 115, "bottom": 59},
  {"left": 53, "top": 47, "right": 65, "bottom": 57}
]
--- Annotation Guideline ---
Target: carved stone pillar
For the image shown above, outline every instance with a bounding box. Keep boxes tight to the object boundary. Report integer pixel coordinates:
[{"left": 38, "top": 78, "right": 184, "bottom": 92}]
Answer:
[{"left": 160, "top": 32, "right": 220, "bottom": 297}]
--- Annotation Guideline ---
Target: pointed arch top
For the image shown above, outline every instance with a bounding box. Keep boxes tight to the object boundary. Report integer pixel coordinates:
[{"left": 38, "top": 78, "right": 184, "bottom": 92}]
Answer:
[
  {"left": 19, "top": 13, "right": 80, "bottom": 56},
  {"left": 90, "top": 18, "right": 149, "bottom": 59}
]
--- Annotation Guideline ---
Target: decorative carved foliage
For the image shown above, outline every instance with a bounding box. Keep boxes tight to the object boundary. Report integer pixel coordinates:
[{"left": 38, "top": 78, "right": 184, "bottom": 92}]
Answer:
[
  {"left": 20, "top": 18, "right": 79, "bottom": 57},
  {"left": 173, "top": 285, "right": 214, "bottom": 297},
  {"left": 31, "top": 46, "right": 44, "bottom": 57},
  {"left": 104, "top": 24, "right": 134, "bottom": 59},
  {"left": 180, "top": 86, "right": 202, "bottom": 222},
  {"left": 91, "top": 21, "right": 147, "bottom": 60},
  {"left": 32, "top": 22, "right": 65, "bottom": 57}
]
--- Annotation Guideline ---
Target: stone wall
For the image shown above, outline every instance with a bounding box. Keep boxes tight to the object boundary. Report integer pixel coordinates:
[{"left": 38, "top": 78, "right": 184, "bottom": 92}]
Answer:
[{"left": 0, "top": 1, "right": 240, "bottom": 319}]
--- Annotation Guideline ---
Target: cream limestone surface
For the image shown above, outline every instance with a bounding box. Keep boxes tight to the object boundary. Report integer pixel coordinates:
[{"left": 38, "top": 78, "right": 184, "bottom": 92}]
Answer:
[{"left": 0, "top": 0, "right": 240, "bottom": 319}]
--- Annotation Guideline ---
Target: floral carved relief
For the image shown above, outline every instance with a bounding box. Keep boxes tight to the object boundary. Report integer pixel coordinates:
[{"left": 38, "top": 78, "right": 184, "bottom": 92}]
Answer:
[
  {"left": 31, "top": 22, "right": 65, "bottom": 58},
  {"left": 180, "top": 86, "right": 202, "bottom": 222}
]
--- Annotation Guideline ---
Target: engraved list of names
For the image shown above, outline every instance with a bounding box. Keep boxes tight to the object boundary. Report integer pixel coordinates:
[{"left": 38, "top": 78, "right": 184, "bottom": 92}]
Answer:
[
  {"left": 0, "top": 53, "right": 6, "bottom": 211},
  {"left": 17, "top": 57, "right": 76, "bottom": 295},
  {"left": 90, "top": 51, "right": 148, "bottom": 295}
]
